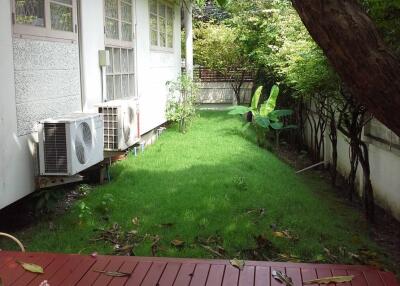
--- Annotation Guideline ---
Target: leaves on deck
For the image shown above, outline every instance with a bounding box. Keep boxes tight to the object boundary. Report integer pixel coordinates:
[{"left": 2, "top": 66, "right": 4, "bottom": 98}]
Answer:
[
  {"left": 229, "top": 258, "right": 245, "bottom": 270},
  {"left": 17, "top": 260, "right": 44, "bottom": 274},
  {"left": 94, "top": 270, "right": 131, "bottom": 277},
  {"left": 272, "top": 270, "right": 293, "bottom": 286},
  {"left": 303, "top": 275, "right": 354, "bottom": 284}
]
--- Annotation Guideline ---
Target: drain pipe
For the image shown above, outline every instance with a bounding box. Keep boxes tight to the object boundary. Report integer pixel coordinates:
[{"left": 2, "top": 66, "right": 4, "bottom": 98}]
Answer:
[{"left": 77, "top": 0, "right": 86, "bottom": 111}]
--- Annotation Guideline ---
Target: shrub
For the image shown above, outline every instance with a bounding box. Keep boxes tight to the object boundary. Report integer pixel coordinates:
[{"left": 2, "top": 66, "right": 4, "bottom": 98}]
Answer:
[{"left": 166, "top": 74, "right": 199, "bottom": 133}]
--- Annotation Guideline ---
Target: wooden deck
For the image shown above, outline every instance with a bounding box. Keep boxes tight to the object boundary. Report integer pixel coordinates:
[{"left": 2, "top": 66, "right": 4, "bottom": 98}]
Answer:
[{"left": 0, "top": 251, "right": 398, "bottom": 285}]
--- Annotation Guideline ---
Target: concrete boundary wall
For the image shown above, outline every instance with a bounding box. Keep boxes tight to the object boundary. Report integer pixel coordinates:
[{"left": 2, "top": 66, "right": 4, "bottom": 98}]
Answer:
[
  {"left": 197, "top": 82, "right": 253, "bottom": 104},
  {"left": 304, "top": 109, "right": 400, "bottom": 221}
]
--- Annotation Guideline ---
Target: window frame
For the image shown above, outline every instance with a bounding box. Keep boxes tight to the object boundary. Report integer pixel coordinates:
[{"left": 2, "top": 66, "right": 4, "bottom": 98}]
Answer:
[
  {"left": 11, "top": 0, "right": 78, "bottom": 43},
  {"left": 149, "top": 0, "right": 174, "bottom": 52},
  {"left": 103, "top": 0, "right": 134, "bottom": 49},
  {"left": 105, "top": 46, "right": 136, "bottom": 100}
]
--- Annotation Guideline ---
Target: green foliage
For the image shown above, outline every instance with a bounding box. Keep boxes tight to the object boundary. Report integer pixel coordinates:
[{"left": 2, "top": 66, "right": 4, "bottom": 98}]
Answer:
[
  {"left": 95, "top": 193, "right": 115, "bottom": 215},
  {"left": 229, "top": 85, "right": 294, "bottom": 146},
  {"left": 166, "top": 74, "right": 199, "bottom": 133},
  {"left": 76, "top": 202, "right": 92, "bottom": 224},
  {"left": 32, "top": 189, "right": 60, "bottom": 215},
  {"left": 194, "top": 22, "right": 251, "bottom": 73},
  {"left": 362, "top": 0, "right": 400, "bottom": 57}
]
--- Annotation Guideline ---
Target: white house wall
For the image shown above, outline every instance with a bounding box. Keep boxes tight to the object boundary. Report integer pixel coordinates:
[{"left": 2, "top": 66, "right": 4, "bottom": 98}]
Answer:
[
  {"left": 135, "top": 0, "right": 182, "bottom": 134},
  {"left": 79, "top": 0, "right": 105, "bottom": 111},
  {"left": 0, "top": 2, "right": 39, "bottom": 209}
]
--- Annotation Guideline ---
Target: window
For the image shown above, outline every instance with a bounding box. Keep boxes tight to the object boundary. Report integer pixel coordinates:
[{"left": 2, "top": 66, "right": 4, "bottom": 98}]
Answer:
[
  {"left": 104, "top": 0, "right": 133, "bottom": 47},
  {"left": 12, "top": 0, "right": 77, "bottom": 41},
  {"left": 106, "top": 47, "right": 135, "bottom": 100},
  {"left": 149, "top": 0, "right": 174, "bottom": 50}
]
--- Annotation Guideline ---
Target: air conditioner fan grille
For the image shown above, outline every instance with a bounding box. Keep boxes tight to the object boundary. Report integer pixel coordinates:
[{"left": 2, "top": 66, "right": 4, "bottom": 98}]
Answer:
[{"left": 43, "top": 123, "right": 68, "bottom": 173}]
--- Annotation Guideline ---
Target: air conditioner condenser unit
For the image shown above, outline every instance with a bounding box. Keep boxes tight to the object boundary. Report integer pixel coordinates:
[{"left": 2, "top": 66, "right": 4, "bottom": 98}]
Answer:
[
  {"left": 38, "top": 113, "right": 104, "bottom": 176},
  {"left": 96, "top": 99, "right": 140, "bottom": 151}
]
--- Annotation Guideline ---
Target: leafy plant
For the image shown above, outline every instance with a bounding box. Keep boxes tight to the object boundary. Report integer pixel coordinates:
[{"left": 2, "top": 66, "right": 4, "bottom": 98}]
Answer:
[
  {"left": 76, "top": 202, "right": 92, "bottom": 224},
  {"left": 166, "top": 74, "right": 199, "bottom": 133},
  {"left": 95, "top": 193, "right": 115, "bottom": 215},
  {"left": 233, "top": 176, "right": 248, "bottom": 191},
  {"left": 229, "top": 85, "right": 295, "bottom": 146},
  {"left": 32, "top": 189, "right": 60, "bottom": 216}
]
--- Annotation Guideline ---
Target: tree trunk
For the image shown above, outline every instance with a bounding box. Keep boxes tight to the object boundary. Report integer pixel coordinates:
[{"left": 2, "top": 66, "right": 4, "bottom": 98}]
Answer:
[
  {"left": 328, "top": 112, "right": 338, "bottom": 186},
  {"left": 291, "top": 0, "right": 400, "bottom": 137}
]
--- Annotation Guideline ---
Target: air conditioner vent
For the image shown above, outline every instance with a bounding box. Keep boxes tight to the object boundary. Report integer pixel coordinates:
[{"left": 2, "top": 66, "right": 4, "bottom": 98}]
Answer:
[
  {"left": 99, "top": 107, "right": 119, "bottom": 150},
  {"left": 43, "top": 123, "right": 68, "bottom": 174}
]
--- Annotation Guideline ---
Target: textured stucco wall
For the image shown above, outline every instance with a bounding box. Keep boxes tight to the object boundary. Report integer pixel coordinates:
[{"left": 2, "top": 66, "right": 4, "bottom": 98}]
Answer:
[{"left": 13, "top": 38, "right": 81, "bottom": 135}]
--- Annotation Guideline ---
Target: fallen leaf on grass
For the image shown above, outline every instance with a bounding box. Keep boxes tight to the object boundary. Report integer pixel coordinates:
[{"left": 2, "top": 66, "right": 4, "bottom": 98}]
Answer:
[
  {"left": 272, "top": 270, "right": 293, "bottom": 286},
  {"left": 158, "top": 223, "right": 174, "bottom": 228},
  {"left": 171, "top": 239, "right": 185, "bottom": 247},
  {"left": 229, "top": 258, "right": 245, "bottom": 270},
  {"left": 17, "top": 260, "right": 44, "bottom": 274},
  {"left": 273, "top": 230, "right": 297, "bottom": 240},
  {"left": 94, "top": 270, "right": 131, "bottom": 277},
  {"left": 151, "top": 235, "right": 161, "bottom": 256},
  {"left": 200, "top": 244, "right": 224, "bottom": 257},
  {"left": 132, "top": 217, "right": 139, "bottom": 225},
  {"left": 277, "top": 253, "right": 301, "bottom": 263},
  {"left": 303, "top": 275, "right": 354, "bottom": 284}
]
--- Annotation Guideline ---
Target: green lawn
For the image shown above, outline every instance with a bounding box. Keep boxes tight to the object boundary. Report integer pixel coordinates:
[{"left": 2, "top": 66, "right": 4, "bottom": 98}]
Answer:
[{"left": 1, "top": 111, "right": 395, "bottom": 271}]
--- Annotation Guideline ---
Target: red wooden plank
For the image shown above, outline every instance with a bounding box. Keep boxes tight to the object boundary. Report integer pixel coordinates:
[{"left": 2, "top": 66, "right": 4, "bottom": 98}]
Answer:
[
  {"left": 108, "top": 260, "right": 138, "bottom": 286},
  {"left": 158, "top": 262, "right": 182, "bottom": 286},
  {"left": 46, "top": 254, "right": 89, "bottom": 285},
  {"left": 255, "top": 266, "right": 270, "bottom": 286},
  {"left": 4, "top": 253, "right": 53, "bottom": 285},
  {"left": 141, "top": 261, "right": 167, "bottom": 286},
  {"left": 75, "top": 256, "right": 111, "bottom": 286},
  {"left": 206, "top": 264, "right": 225, "bottom": 286},
  {"left": 331, "top": 269, "right": 351, "bottom": 286},
  {"left": 174, "top": 263, "right": 196, "bottom": 286},
  {"left": 300, "top": 268, "right": 318, "bottom": 286},
  {"left": 92, "top": 257, "right": 125, "bottom": 286},
  {"left": 347, "top": 269, "right": 368, "bottom": 286},
  {"left": 363, "top": 270, "right": 386, "bottom": 286},
  {"left": 380, "top": 271, "right": 400, "bottom": 286},
  {"left": 271, "top": 266, "right": 286, "bottom": 286},
  {"left": 0, "top": 252, "right": 398, "bottom": 286},
  {"left": 11, "top": 254, "right": 56, "bottom": 286},
  {"left": 27, "top": 254, "right": 70, "bottom": 286},
  {"left": 125, "top": 261, "right": 153, "bottom": 286},
  {"left": 239, "top": 266, "right": 255, "bottom": 286},
  {"left": 316, "top": 267, "right": 332, "bottom": 279},
  {"left": 285, "top": 267, "right": 302, "bottom": 286},
  {"left": 221, "top": 264, "right": 239, "bottom": 286},
  {"left": 190, "top": 263, "right": 211, "bottom": 286},
  {"left": 0, "top": 251, "right": 27, "bottom": 270}
]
